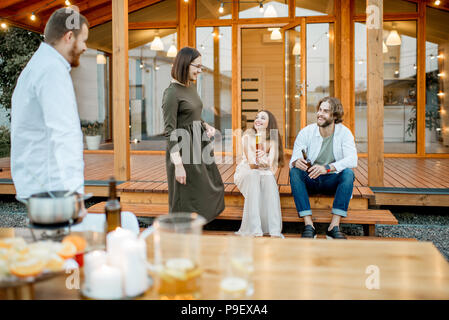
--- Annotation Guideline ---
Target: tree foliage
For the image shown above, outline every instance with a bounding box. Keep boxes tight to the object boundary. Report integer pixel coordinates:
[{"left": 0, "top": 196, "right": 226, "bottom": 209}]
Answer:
[{"left": 0, "top": 27, "right": 43, "bottom": 118}]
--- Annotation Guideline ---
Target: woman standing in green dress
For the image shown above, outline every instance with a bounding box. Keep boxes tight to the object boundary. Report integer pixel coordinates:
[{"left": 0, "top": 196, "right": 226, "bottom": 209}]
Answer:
[{"left": 162, "top": 47, "right": 225, "bottom": 222}]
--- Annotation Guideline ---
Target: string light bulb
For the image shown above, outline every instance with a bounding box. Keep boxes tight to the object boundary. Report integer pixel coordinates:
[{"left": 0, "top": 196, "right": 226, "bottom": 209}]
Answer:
[
  {"left": 219, "top": 2, "right": 224, "bottom": 13},
  {"left": 312, "top": 44, "right": 317, "bottom": 50},
  {"left": 259, "top": 2, "right": 264, "bottom": 13},
  {"left": 65, "top": 0, "right": 71, "bottom": 6},
  {"left": 30, "top": 12, "right": 36, "bottom": 21},
  {"left": 435, "top": 0, "right": 441, "bottom": 5},
  {"left": 1, "top": 22, "right": 7, "bottom": 30},
  {"left": 438, "top": 54, "right": 444, "bottom": 59}
]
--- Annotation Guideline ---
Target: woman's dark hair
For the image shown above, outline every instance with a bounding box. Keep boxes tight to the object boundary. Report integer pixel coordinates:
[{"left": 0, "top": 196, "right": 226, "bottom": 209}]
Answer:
[
  {"left": 171, "top": 47, "right": 201, "bottom": 86},
  {"left": 253, "top": 110, "right": 285, "bottom": 167},
  {"left": 316, "top": 96, "right": 344, "bottom": 124}
]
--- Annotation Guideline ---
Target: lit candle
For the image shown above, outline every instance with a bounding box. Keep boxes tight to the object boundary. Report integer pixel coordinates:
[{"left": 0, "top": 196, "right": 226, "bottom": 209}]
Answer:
[
  {"left": 120, "top": 238, "right": 149, "bottom": 297},
  {"left": 84, "top": 250, "right": 107, "bottom": 289},
  {"left": 106, "top": 227, "right": 136, "bottom": 254},
  {"left": 89, "top": 265, "right": 123, "bottom": 299}
]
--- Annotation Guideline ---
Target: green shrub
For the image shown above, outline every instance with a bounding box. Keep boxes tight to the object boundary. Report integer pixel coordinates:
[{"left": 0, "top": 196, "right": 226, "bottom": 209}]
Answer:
[{"left": 0, "top": 126, "right": 11, "bottom": 157}]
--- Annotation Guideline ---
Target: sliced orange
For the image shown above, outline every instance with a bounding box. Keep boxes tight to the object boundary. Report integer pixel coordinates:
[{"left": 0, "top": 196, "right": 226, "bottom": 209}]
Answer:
[
  {"left": 9, "top": 259, "right": 47, "bottom": 278},
  {"left": 45, "top": 254, "right": 65, "bottom": 272},
  {"left": 57, "top": 241, "right": 77, "bottom": 259},
  {"left": 62, "top": 235, "right": 87, "bottom": 254}
]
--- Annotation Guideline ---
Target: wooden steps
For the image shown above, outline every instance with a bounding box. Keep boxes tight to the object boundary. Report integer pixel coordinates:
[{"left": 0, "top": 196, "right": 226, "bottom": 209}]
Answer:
[
  {"left": 117, "top": 182, "right": 374, "bottom": 210},
  {"left": 88, "top": 202, "right": 398, "bottom": 236},
  {"left": 201, "top": 230, "right": 417, "bottom": 241}
]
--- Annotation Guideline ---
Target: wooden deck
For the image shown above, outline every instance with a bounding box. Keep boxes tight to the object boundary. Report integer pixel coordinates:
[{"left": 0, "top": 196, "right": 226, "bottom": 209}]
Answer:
[{"left": 0, "top": 154, "right": 448, "bottom": 206}]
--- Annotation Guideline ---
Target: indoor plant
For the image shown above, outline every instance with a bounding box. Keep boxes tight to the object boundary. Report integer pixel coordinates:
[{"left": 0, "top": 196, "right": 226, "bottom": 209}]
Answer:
[{"left": 81, "top": 121, "right": 104, "bottom": 150}]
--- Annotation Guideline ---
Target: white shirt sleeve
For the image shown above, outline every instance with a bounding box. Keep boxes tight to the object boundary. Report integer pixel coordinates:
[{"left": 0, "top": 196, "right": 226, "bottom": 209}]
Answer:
[
  {"left": 331, "top": 127, "right": 358, "bottom": 173},
  {"left": 35, "top": 67, "right": 84, "bottom": 194},
  {"left": 289, "top": 127, "right": 308, "bottom": 168}
]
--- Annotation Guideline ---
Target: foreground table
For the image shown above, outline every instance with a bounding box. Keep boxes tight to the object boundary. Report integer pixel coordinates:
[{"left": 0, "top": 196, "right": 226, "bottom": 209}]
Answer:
[{"left": 1, "top": 228, "right": 449, "bottom": 299}]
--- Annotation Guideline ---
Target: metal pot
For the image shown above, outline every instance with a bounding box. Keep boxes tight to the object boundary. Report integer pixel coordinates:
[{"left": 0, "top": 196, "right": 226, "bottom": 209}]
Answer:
[{"left": 16, "top": 191, "right": 93, "bottom": 225}]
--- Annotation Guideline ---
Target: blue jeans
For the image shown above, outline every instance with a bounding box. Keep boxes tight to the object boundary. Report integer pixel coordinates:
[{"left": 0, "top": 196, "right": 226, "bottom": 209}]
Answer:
[{"left": 289, "top": 167, "right": 355, "bottom": 217}]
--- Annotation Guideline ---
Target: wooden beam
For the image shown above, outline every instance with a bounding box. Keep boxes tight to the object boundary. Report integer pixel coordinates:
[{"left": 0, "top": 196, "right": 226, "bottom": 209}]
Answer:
[
  {"left": 417, "top": 1, "right": 426, "bottom": 156},
  {"left": 213, "top": 26, "right": 221, "bottom": 131},
  {"left": 300, "top": 19, "right": 307, "bottom": 130},
  {"left": 340, "top": 0, "right": 352, "bottom": 131},
  {"left": 0, "top": 0, "right": 23, "bottom": 10},
  {"left": 128, "top": 21, "right": 177, "bottom": 29},
  {"left": 112, "top": 0, "right": 130, "bottom": 181},
  {"left": 366, "top": 0, "right": 384, "bottom": 187},
  {"left": 178, "top": 0, "right": 189, "bottom": 48},
  {"left": 232, "top": 23, "right": 241, "bottom": 155}
]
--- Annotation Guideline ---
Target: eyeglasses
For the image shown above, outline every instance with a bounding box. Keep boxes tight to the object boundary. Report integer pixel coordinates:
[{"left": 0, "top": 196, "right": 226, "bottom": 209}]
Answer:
[{"left": 190, "top": 63, "right": 204, "bottom": 70}]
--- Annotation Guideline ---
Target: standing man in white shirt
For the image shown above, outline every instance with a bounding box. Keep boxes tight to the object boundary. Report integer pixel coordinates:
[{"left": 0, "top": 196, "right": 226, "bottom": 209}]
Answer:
[
  {"left": 289, "top": 97, "right": 358, "bottom": 239},
  {"left": 11, "top": 8, "right": 89, "bottom": 199}
]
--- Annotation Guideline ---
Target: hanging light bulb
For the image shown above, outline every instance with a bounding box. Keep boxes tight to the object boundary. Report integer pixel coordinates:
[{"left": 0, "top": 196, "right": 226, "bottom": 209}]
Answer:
[
  {"left": 270, "top": 28, "right": 282, "bottom": 40},
  {"left": 200, "top": 44, "right": 205, "bottom": 50},
  {"left": 292, "top": 42, "right": 300, "bottom": 56},
  {"left": 151, "top": 36, "right": 164, "bottom": 51},
  {"left": 1, "top": 22, "right": 7, "bottom": 30},
  {"left": 312, "top": 44, "right": 317, "bottom": 50},
  {"left": 65, "top": 0, "right": 71, "bottom": 6},
  {"left": 167, "top": 44, "right": 177, "bottom": 57},
  {"left": 259, "top": 2, "right": 264, "bottom": 13},
  {"left": 219, "top": 2, "right": 224, "bottom": 13},
  {"left": 435, "top": 0, "right": 441, "bottom": 5},
  {"left": 264, "top": 4, "right": 277, "bottom": 18},
  {"left": 383, "top": 41, "right": 388, "bottom": 53},
  {"left": 96, "top": 54, "right": 107, "bottom": 65},
  {"left": 139, "top": 62, "right": 144, "bottom": 69},
  {"left": 386, "top": 24, "right": 401, "bottom": 46},
  {"left": 30, "top": 12, "right": 36, "bottom": 21}
]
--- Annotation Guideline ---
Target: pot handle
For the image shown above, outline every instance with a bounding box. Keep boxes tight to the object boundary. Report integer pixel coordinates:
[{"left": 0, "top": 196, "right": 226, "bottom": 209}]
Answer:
[
  {"left": 15, "top": 195, "right": 29, "bottom": 205},
  {"left": 76, "top": 193, "right": 93, "bottom": 202}
]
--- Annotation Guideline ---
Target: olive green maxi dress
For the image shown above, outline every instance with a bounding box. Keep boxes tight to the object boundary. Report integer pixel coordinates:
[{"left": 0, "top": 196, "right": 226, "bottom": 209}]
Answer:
[{"left": 162, "top": 82, "right": 225, "bottom": 222}]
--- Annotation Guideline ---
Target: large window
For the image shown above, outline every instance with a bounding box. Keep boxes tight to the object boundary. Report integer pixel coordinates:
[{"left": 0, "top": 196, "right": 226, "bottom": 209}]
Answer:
[
  {"left": 306, "top": 23, "right": 335, "bottom": 125},
  {"left": 72, "top": 48, "right": 110, "bottom": 151},
  {"left": 128, "top": 30, "right": 178, "bottom": 151},
  {"left": 354, "top": 21, "right": 417, "bottom": 154},
  {"left": 196, "top": 26, "right": 232, "bottom": 154},
  {"left": 425, "top": 7, "right": 449, "bottom": 154}
]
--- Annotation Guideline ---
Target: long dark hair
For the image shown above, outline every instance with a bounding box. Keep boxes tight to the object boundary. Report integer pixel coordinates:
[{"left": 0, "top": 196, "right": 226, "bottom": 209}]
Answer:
[
  {"left": 253, "top": 110, "right": 285, "bottom": 167},
  {"left": 171, "top": 46, "right": 201, "bottom": 86}
]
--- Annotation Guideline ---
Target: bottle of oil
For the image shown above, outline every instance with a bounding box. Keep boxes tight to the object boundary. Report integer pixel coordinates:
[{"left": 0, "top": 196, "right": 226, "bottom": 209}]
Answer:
[
  {"left": 105, "top": 177, "right": 121, "bottom": 233},
  {"left": 301, "top": 149, "right": 312, "bottom": 170}
]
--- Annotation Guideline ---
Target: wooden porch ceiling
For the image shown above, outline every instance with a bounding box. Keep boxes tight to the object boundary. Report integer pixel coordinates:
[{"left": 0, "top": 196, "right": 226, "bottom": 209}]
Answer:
[{"left": 0, "top": 0, "right": 163, "bottom": 34}]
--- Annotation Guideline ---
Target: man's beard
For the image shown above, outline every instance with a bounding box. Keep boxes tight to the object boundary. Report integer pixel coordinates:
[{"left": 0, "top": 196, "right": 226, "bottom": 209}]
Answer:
[
  {"left": 69, "top": 43, "right": 83, "bottom": 68},
  {"left": 317, "top": 118, "right": 333, "bottom": 128}
]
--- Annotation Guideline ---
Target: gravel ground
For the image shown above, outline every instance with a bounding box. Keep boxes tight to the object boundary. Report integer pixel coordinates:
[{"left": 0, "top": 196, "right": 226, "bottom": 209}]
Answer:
[{"left": 1, "top": 196, "right": 448, "bottom": 261}]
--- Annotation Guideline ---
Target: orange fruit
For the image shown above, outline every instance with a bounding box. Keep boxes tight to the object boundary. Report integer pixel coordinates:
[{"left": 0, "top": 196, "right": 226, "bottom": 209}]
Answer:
[
  {"left": 10, "top": 259, "right": 46, "bottom": 278},
  {"left": 45, "top": 254, "right": 65, "bottom": 272},
  {"left": 62, "top": 235, "right": 87, "bottom": 254},
  {"left": 57, "top": 241, "right": 77, "bottom": 259}
]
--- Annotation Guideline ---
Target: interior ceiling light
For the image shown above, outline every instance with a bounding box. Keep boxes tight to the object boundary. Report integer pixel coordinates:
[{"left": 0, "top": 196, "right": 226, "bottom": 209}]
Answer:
[
  {"left": 270, "top": 28, "right": 282, "bottom": 40},
  {"left": 386, "top": 24, "right": 401, "bottom": 46},
  {"left": 150, "top": 36, "right": 164, "bottom": 51},
  {"left": 264, "top": 4, "right": 277, "bottom": 18}
]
